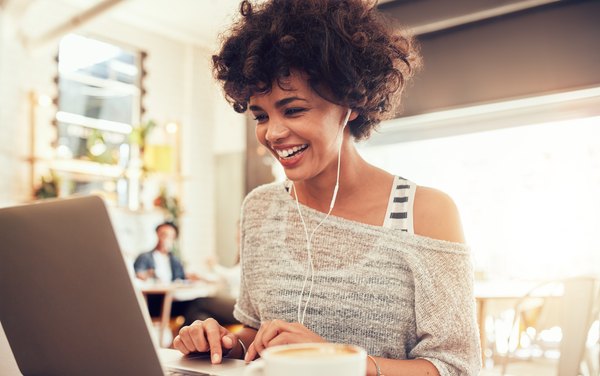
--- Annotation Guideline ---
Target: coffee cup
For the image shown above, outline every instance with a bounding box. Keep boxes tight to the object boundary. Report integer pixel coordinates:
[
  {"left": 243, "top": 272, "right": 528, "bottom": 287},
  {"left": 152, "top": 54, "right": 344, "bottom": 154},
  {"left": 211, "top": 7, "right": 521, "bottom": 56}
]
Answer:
[{"left": 243, "top": 342, "right": 366, "bottom": 376}]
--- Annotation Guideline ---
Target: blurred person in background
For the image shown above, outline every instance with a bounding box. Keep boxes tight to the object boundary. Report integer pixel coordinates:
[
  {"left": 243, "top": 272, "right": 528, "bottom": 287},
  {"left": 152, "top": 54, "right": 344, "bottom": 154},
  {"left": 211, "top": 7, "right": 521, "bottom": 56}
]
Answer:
[
  {"left": 134, "top": 221, "right": 188, "bottom": 283},
  {"left": 134, "top": 221, "right": 196, "bottom": 327},
  {"left": 134, "top": 221, "right": 239, "bottom": 327}
]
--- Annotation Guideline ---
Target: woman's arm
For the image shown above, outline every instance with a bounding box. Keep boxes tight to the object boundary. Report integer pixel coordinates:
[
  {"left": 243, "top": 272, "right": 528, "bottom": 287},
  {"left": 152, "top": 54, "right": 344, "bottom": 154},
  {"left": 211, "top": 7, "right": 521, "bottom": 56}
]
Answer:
[
  {"left": 409, "top": 186, "right": 481, "bottom": 375},
  {"left": 367, "top": 357, "right": 439, "bottom": 376},
  {"left": 228, "top": 326, "right": 258, "bottom": 359}
]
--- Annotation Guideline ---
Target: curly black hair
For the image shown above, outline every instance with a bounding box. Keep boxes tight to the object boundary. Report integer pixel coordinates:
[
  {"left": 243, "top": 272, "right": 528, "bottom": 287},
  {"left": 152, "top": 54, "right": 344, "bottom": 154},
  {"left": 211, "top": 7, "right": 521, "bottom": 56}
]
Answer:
[{"left": 212, "top": 0, "right": 420, "bottom": 140}]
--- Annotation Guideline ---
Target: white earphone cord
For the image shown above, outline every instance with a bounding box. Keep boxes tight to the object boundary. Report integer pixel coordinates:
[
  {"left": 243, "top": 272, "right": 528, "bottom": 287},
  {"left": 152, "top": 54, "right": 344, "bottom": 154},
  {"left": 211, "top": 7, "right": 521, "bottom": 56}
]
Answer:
[{"left": 294, "top": 109, "right": 351, "bottom": 325}]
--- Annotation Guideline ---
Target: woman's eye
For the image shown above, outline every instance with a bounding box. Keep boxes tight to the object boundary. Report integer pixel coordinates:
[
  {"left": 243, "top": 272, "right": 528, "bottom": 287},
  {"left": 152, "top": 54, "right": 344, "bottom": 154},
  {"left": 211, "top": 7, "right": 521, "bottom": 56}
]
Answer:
[
  {"left": 253, "top": 114, "right": 268, "bottom": 123},
  {"left": 285, "top": 108, "right": 306, "bottom": 116}
]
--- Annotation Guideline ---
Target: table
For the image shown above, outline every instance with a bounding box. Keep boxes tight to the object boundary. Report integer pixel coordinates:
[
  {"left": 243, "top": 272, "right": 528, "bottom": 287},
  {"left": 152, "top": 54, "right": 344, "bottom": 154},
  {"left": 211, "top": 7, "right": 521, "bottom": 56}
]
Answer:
[
  {"left": 139, "top": 281, "right": 220, "bottom": 346},
  {"left": 475, "top": 280, "right": 536, "bottom": 359}
]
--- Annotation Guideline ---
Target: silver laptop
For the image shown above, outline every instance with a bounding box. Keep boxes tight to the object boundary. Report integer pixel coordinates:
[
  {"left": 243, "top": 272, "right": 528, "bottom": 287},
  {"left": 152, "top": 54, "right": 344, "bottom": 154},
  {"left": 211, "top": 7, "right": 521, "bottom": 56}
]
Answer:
[{"left": 0, "top": 196, "right": 247, "bottom": 376}]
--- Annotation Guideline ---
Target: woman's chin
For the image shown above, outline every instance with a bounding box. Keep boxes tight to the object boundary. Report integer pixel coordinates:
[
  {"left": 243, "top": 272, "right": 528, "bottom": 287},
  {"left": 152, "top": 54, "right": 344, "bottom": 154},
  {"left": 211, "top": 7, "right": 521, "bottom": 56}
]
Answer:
[
  {"left": 282, "top": 167, "right": 315, "bottom": 183},
  {"left": 283, "top": 171, "right": 302, "bottom": 182}
]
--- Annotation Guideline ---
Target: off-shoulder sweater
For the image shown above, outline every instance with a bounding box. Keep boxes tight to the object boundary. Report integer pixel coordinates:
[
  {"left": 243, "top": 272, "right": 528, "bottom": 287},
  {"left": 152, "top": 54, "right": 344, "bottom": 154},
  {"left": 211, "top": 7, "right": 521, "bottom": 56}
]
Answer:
[{"left": 234, "top": 182, "right": 481, "bottom": 376}]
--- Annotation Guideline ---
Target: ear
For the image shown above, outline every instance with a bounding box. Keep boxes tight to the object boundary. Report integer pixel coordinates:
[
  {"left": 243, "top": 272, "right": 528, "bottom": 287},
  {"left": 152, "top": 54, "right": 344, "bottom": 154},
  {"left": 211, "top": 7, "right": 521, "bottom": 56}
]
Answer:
[{"left": 348, "top": 110, "right": 359, "bottom": 122}]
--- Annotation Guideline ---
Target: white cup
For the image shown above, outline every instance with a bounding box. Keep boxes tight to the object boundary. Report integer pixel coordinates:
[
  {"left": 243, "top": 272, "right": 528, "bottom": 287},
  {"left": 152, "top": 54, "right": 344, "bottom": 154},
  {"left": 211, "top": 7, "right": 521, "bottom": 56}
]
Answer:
[{"left": 243, "top": 342, "right": 367, "bottom": 376}]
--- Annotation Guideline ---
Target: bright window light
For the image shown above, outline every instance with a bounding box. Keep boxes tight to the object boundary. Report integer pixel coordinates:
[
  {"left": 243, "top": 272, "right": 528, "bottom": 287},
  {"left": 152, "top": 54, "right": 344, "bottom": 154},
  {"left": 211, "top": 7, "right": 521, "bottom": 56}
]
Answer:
[
  {"left": 58, "top": 34, "right": 121, "bottom": 74},
  {"left": 360, "top": 116, "right": 600, "bottom": 280}
]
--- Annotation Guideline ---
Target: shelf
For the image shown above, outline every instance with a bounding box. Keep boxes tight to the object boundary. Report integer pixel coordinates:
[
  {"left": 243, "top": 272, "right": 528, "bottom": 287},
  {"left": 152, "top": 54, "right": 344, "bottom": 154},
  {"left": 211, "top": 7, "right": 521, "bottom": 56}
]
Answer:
[
  {"left": 50, "top": 159, "right": 124, "bottom": 179},
  {"left": 60, "top": 71, "right": 140, "bottom": 95},
  {"left": 56, "top": 111, "right": 133, "bottom": 134}
]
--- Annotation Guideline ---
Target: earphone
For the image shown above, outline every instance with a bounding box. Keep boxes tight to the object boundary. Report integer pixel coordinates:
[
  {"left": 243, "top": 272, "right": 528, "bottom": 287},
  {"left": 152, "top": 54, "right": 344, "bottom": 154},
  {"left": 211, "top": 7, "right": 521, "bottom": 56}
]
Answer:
[
  {"left": 329, "top": 109, "right": 351, "bottom": 210},
  {"left": 292, "top": 108, "right": 352, "bottom": 325}
]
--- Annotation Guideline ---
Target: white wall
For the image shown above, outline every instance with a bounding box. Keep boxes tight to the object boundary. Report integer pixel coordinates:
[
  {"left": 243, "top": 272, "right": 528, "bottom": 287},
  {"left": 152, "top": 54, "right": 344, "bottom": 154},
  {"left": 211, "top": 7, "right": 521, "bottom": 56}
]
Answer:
[
  {"left": 211, "top": 67, "right": 246, "bottom": 267},
  {"left": 0, "top": 7, "right": 56, "bottom": 206},
  {"left": 212, "top": 90, "right": 246, "bottom": 155}
]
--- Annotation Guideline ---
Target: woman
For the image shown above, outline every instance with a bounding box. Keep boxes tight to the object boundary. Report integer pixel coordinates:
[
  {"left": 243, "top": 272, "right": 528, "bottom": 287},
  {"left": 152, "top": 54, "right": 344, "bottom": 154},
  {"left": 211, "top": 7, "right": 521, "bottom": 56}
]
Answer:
[{"left": 174, "top": 1, "right": 481, "bottom": 375}]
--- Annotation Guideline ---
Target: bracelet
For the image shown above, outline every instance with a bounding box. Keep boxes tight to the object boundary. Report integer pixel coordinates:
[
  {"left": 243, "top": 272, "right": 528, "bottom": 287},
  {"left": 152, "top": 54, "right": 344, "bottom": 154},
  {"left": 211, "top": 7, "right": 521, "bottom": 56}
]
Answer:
[
  {"left": 367, "top": 355, "right": 382, "bottom": 376},
  {"left": 237, "top": 338, "right": 247, "bottom": 359}
]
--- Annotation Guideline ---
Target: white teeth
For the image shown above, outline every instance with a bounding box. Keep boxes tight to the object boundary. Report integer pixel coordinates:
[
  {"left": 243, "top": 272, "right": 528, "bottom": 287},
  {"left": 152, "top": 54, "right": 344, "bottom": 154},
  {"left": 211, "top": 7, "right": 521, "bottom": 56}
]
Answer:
[{"left": 276, "top": 144, "right": 308, "bottom": 158}]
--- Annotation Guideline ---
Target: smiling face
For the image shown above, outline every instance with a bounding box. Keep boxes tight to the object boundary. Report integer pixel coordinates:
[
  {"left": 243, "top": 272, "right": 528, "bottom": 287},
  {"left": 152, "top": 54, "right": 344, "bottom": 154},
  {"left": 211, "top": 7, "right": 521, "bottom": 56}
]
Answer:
[{"left": 249, "top": 72, "right": 356, "bottom": 184}]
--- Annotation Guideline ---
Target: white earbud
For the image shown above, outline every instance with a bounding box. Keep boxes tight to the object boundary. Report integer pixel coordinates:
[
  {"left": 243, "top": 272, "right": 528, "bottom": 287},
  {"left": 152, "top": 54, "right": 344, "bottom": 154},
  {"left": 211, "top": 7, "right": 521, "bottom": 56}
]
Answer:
[
  {"left": 329, "top": 109, "right": 351, "bottom": 210},
  {"left": 294, "top": 108, "right": 352, "bottom": 325},
  {"left": 342, "top": 108, "right": 352, "bottom": 129}
]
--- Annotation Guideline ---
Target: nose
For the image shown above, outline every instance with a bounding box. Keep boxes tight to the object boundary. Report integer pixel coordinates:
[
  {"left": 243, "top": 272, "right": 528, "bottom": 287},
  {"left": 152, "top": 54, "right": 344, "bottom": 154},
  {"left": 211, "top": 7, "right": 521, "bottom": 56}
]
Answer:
[{"left": 264, "top": 118, "right": 290, "bottom": 144}]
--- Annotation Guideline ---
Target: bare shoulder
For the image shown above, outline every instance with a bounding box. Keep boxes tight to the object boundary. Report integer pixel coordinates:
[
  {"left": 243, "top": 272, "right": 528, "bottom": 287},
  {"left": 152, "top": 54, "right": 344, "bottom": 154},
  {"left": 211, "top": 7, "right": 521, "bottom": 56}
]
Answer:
[{"left": 413, "top": 186, "right": 465, "bottom": 243}]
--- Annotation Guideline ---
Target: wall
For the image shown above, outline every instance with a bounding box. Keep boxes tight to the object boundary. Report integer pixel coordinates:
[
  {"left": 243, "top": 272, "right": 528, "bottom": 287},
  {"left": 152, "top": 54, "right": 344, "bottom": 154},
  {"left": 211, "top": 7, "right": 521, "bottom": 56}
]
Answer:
[
  {"left": 0, "top": 8, "right": 19, "bottom": 205},
  {"left": 211, "top": 72, "right": 246, "bottom": 267},
  {"left": 0, "top": 6, "right": 56, "bottom": 206},
  {"left": 215, "top": 152, "right": 244, "bottom": 266}
]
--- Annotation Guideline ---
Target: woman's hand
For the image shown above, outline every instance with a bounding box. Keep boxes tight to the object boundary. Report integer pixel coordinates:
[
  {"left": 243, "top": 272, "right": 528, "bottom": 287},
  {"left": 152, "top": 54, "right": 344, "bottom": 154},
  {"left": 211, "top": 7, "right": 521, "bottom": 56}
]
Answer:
[
  {"left": 172, "top": 318, "right": 238, "bottom": 364},
  {"left": 245, "top": 319, "right": 326, "bottom": 362}
]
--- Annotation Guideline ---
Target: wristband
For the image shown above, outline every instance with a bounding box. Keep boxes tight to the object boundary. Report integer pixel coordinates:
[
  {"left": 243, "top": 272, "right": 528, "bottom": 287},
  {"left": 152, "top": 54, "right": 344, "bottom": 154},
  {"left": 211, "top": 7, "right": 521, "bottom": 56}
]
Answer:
[{"left": 367, "top": 355, "right": 382, "bottom": 376}]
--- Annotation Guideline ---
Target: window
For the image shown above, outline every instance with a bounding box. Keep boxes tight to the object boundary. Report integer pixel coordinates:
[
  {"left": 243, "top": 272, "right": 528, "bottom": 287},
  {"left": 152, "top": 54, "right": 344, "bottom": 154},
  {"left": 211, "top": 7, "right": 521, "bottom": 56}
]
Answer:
[
  {"left": 53, "top": 34, "right": 143, "bottom": 206},
  {"left": 360, "top": 116, "right": 600, "bottom": 280}
]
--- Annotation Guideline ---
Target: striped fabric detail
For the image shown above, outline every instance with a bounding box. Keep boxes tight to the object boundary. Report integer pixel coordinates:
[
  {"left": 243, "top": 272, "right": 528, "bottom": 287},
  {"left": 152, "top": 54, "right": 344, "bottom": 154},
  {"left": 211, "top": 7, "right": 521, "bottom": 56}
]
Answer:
[{"left": 383, "top": 176, "right": 416, "bottom": 234}]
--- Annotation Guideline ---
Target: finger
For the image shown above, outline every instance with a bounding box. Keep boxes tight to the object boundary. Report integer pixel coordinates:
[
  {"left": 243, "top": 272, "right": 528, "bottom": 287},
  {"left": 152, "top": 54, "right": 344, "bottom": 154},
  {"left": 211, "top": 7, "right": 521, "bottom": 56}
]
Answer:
[
  {"left": 187, "top": 322, "right": 209, "bottom": 352},
  {"left": 177, "top": 326, "right": 197, "bottom": 353},
  {"left": 245, "top": 341, "right": 258, "bottom": 363},
  {"left": 252, "top": 321, "right": 267, "bottom": 344},
  {"left": 266, "top": 332, "right": 293, "bottom": 348},
  {"left": 259, "top": 319, "right": 290, "bottom": 349},
  {"left": 252, "top": 321, "right": 270, "bottom": 357},
  {"left": 221, "top": 330, "right": 236, "bottom": 350},
  {"left": 204, "top": 318, "right": 224, "bottom": 364},
  {"left": 259, "top": 320, "right": 299, "bottom": 354},
  {"left": 172, "top": 336, "right": 190, "bottom": 355}
]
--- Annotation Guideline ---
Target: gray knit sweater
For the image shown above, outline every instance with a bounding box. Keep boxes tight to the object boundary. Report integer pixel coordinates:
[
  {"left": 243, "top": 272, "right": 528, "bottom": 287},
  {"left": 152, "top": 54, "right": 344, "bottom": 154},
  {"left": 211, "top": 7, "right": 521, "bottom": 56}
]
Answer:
[{"left": 234, "top": 182, "right": 481, "bottom": 375}]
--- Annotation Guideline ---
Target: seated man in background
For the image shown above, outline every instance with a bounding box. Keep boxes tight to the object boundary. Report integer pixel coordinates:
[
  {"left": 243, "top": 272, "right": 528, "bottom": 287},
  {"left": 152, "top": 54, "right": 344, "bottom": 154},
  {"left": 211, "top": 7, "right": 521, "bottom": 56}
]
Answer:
[
  {"left": 134, "top": 221, "right": 188, "bottom": 283},
  {"left": 134, "top": 221, "right": 238, "bottom": 327}
]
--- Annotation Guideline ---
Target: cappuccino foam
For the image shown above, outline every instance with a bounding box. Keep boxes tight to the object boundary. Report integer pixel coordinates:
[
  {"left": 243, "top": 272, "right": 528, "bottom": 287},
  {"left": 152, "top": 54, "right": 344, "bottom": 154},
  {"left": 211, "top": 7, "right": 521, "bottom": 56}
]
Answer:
[{"left": 272, "top": 345, "right": 358, "bottom": 358}]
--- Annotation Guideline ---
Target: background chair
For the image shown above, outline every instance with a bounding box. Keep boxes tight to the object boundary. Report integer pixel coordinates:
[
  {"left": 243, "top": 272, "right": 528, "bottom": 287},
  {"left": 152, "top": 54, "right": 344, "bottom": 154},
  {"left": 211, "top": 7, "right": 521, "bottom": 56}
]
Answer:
[{"left": 501, "top": 276, "right": 599, "bottom": 376}]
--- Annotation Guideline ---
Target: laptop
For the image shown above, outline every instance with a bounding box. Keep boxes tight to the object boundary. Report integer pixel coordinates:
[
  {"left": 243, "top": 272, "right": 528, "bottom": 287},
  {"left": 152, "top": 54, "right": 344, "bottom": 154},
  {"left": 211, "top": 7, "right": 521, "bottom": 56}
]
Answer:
[{"left": 0, "top": 195, "right": 247, "bottom": 376}]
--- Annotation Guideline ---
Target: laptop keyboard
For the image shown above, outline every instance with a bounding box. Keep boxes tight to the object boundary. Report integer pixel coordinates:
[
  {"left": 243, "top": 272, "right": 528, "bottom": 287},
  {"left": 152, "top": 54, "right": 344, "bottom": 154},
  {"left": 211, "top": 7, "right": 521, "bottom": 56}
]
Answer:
[{"left": 165, "top": 366, "right": 215, "bottom": 376}]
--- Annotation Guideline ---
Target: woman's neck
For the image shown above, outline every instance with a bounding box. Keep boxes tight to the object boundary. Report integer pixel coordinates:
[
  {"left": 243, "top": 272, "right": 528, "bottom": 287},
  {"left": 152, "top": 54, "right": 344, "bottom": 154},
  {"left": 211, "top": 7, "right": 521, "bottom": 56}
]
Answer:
[{"left": 292, "top": 143, "right": 375, "bottom": 213}]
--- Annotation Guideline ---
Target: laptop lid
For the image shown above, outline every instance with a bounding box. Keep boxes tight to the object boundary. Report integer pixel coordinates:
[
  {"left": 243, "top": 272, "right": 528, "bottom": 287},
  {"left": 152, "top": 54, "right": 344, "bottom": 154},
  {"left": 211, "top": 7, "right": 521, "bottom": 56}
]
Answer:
[{"left": 0, "top": 196, "right": 246, "bottom": 376}]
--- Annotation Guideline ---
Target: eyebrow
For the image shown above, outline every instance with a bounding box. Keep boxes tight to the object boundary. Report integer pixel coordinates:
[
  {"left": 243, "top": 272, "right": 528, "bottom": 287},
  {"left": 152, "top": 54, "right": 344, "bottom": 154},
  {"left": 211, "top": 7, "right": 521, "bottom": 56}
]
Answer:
[{"left": 249, "top": 96, "right": 308, "bottom": 112}]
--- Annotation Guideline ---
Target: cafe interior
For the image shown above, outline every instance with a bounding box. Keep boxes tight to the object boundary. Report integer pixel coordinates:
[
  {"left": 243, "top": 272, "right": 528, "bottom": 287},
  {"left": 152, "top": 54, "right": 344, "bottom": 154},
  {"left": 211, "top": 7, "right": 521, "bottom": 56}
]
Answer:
[{"left": 1, "top": 0, "right": 599, "bottom": 375}]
